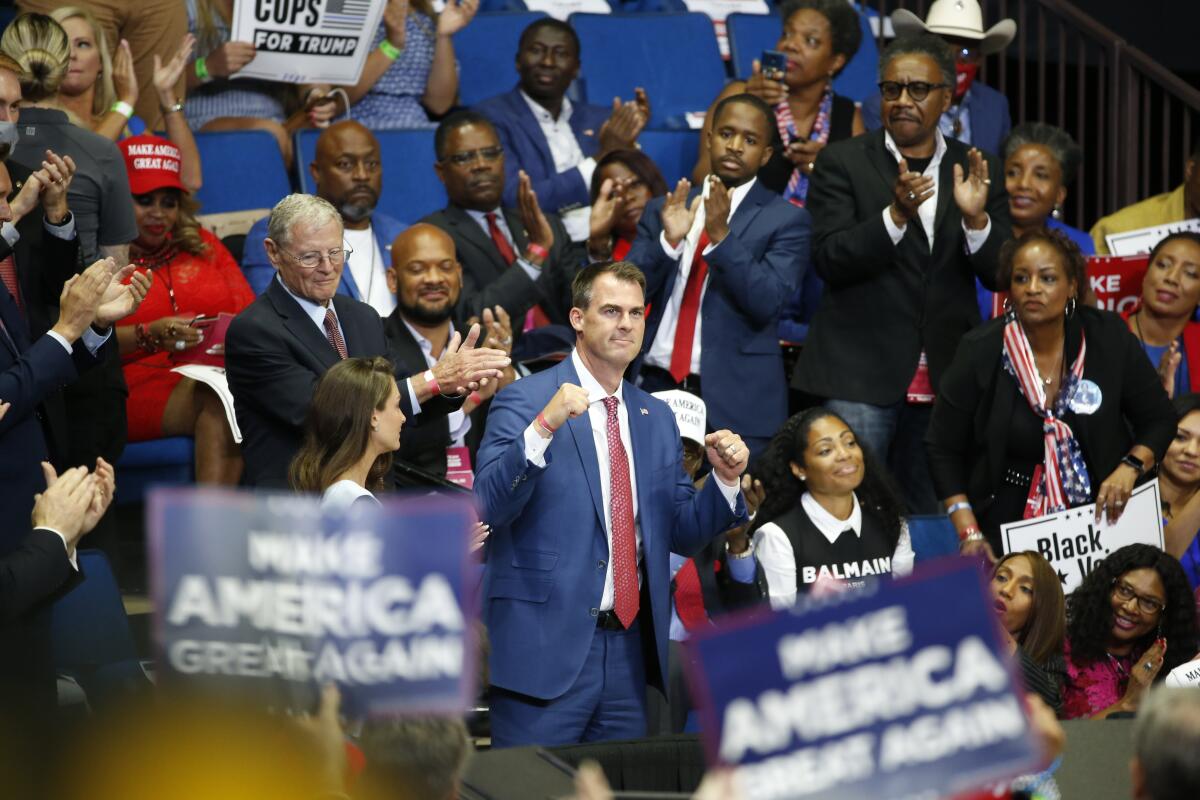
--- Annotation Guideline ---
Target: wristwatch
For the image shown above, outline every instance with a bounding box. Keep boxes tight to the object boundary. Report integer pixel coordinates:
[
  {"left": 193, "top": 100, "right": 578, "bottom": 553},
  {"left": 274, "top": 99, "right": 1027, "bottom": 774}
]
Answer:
[
  {"left": 1121, "top": 453, "right": 1146, "bottom": 475},
  {"left": 725, "top": 540, "right": 755, "bottom": 559}
]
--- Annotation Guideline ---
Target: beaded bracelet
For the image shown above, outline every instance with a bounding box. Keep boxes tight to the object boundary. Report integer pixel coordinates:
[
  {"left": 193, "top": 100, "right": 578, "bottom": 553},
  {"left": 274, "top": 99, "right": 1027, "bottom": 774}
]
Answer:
[{"left": 135, "top": 323, "right": 160, "bottom": 353}]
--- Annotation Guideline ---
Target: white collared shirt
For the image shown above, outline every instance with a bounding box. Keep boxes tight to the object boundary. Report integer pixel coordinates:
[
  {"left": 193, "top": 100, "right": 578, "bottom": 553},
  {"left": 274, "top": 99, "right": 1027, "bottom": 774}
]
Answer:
[
  {"left": 645, "top": 177, "right": 757, "bottom": 375},
  {"left": 463, "top": 207, "right": 542, "bottom": 282},
  {"left": 880, "top": 129, "right": 992, "bottom": 254},
  {"left": 342, "top": 225, "right": 395, "bottom": 317},
  {"left": 402, "top": 319, "right": 469, "bottom": 444},
  {"left": 752, "top": 492, "right": 915, "bottom": 610},
  {"left": 518, "top": 90, "right": 594, "bottom": 242}
]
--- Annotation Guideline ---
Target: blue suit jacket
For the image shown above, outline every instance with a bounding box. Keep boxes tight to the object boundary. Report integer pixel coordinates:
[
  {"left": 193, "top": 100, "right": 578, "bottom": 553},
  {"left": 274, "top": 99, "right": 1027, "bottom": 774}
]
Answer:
[
  {"left": 860, "top": 81, "right": 1012, "bottom": 158},
  {"left": 240, "top": 212, "right": 408, "bottom": 298},
  {"left": 474, "top": 356, "right": 744, "bottom": 700},
  {"left": 473, "top": 87, "right": 611, "bottom": 214},
  {"left": 626, "top": 180, "right": 810, "bottom": 439}
]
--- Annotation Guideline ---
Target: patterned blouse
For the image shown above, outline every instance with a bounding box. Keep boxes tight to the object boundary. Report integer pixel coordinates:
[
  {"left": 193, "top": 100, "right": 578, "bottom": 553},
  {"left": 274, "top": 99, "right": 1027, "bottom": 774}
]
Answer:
[
  {"left": 347, "top": 13, "right": 443, "bottom": 129},
  {"left": 1060, "top": 636, "right": 1145, "bottom": 719}
]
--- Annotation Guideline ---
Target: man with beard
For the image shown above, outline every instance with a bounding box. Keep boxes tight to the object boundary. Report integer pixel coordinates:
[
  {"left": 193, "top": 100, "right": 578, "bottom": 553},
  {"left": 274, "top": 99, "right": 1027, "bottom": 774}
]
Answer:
[
  {"left": 626, "top": 93, "right": 809, "bottom": 459},
  {"left": 422, "top": 110, "right": 584, "bottom": 337},
  {"left": 242, "top": 121, "right": 407, "bottom": 314},
  {"left": 382, "top": 224, "right": 517, "bottom": 483}
]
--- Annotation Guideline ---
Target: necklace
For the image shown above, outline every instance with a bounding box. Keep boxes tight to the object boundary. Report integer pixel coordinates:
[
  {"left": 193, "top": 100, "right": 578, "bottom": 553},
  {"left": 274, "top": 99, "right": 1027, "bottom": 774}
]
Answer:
[
  {"left": 1106, "top": 651, "right": 1130, "bottom": 681},
  {"left": 1133, "top": 309, "right": 1183, "bottom": 350},
  {"left": 132, "top": 241, "right": 180, "bottom": 313}
]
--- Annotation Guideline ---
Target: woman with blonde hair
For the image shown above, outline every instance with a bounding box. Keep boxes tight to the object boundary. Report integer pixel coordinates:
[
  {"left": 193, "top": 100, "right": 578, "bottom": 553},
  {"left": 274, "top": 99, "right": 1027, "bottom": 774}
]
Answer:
[{"left": 51, "top": 6, "right": 201, "bottom": 191}]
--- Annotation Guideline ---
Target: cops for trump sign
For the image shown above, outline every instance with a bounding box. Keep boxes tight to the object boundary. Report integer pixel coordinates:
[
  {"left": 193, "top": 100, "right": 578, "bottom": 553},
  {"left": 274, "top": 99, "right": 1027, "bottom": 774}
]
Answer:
[
  {"left": 149, "top": 488, "right": 477, "bottom": 716},
  {"left": 230, "top": 0, "right": 387, "bottom": 84},
  {"left": 683, "top": 561, "right": 1038, "bottom": 800}
]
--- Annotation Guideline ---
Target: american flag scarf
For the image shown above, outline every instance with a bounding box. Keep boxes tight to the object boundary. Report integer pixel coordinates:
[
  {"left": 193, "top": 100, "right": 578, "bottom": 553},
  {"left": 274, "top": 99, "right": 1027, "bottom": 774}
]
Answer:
[
  {"left": 774, "top": 84, "right": 832, "bottom": 207},
  {"left": 1001, "top": 316, "right": 1092, "bottom": 516}
]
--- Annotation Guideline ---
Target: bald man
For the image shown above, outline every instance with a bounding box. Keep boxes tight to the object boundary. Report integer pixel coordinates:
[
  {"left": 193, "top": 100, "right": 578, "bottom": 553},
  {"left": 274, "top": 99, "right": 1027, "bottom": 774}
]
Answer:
[
  {"left": 241, "top": 121, "right": 408, "bottom": 313},
  {"left": 383, "top": 224, "right": 516, "bottom": 484}
]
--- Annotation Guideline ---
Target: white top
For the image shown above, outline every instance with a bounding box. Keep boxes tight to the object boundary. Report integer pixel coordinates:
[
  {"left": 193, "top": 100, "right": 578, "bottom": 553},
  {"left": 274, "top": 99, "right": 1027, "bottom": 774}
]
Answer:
[
  {"left": 752, "top": 492, "right": 915, "bottom": 610},
  {"left": 644, "top": 177, "right": 757, "bottom": 376},
  {"left": 519, "top": 90, "right": 594, "bottom": 242},
  {"left": 523, "top": 349, "right": 740, "bottom": 609},
  {"left": 321, "top": 479, "right": 379, "bottom": 514},
  {"left": 342, "top": 225, "right": 396, "bottom": 317}
]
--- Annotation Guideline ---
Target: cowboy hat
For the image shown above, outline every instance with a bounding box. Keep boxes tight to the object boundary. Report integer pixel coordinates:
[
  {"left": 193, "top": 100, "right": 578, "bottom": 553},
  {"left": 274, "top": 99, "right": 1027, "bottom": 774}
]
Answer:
[{"left": 892, "top": 0, "right": 1016, "bottom": 55}]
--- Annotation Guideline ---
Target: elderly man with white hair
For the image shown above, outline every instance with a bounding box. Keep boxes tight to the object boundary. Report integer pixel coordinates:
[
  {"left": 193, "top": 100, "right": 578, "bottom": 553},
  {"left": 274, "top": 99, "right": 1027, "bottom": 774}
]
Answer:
[{"left": 225, "top": 193, "right": 509, "bottom": 488}]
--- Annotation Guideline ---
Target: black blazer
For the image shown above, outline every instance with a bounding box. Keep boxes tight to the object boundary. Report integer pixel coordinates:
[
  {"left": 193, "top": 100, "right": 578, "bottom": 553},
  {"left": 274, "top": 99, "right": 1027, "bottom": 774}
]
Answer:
[
  {"left": 419, "top": 204, "right": 584, "bottom": 328},
  {"left": 225, "top": 278, "right": 459, "bottom": 488},
  {"left": 925, "top": 307, "right": 1175, "bottom": 518},
  {"left": 793, "top": 128, "right": 1011, "bottom": 404},
  {"left": 0, "top": 529, "right": 72, "bottom": 623}
]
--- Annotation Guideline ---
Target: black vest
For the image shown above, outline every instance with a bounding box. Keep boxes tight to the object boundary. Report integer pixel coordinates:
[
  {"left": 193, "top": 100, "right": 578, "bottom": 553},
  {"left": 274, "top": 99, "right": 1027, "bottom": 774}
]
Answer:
[{"left": 771, "top": 501, "right": 897, "bottom": 593}]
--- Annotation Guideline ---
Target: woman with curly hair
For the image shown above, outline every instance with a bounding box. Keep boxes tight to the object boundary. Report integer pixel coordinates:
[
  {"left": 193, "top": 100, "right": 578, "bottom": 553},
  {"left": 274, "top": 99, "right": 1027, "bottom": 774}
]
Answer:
[
  {"left": 115, "top": 133, "right": 254, "bottom": 485},
  {"left": 749, "top": 407, "right": 913, "bottom": 607},
  {"left": 991, "top": 551, "right": 1067, "bottom": 711},
  {"left": 1061, "top": 544, "right": 1198, "bottom": 719}
]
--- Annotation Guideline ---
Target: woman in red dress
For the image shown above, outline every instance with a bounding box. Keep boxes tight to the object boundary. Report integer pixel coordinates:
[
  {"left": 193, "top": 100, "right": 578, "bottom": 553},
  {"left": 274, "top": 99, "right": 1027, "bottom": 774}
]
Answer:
[{"left": 115, "top": 134, "right": 253, "bottom": 484}]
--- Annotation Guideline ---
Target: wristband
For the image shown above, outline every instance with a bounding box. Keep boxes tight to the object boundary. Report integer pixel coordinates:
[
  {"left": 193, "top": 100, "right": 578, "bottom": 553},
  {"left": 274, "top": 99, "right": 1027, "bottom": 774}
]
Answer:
[
  {"left": 110, "top": 101, "right": 134, "bottom": 120},
  {"left": 525, "top": 242, "right": 550, "bottom": 261},
  {"left": 378, "top": 39, "right": 403, "bottom": 60},
  {"left": 946, "top": 501, "right": 972, "bottom": 516},
  {"left": 958, "top": 524, "right": 982, "bottom": 542},
  {"left": 423, "top": 369, "right": 441, "bottom": 397},
  {"left": 536, "top": 411, "right": 557, "bottom": 435},
  {"left": 194, "top": 56, "right": 211, "bottom": 83},
  {"left": 468, "top": 390, "right": 483, "bottom": 406}
]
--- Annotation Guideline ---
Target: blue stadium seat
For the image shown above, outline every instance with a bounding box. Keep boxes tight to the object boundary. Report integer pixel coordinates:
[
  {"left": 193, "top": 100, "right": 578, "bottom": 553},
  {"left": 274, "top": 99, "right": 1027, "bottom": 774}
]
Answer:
[
  {"left": 296, "top": 128, "right": 446, "bottom": 223},
  {"left": 906, "top": 515, "right": 961, "bottom": 563},
  {"left": 638, "top": 129, "right": 699, "bottom": 184},
  {"left": 570, "top": 13, "right": 725, "bottom": 129},
  {"left": 479, "top": 0, "right": 528, "bottom": 10},
  {"left": 115, "top": 437, "right": 195, "bottom": 506},
  {"left": 726, "top": 5, "right": 881, "bottom": 102},
  {"left": 454, "top": 11, "right": 547, "bottom": 107},
  {"left": 193, "top": 130, "right": 292, "bottom": 214}
]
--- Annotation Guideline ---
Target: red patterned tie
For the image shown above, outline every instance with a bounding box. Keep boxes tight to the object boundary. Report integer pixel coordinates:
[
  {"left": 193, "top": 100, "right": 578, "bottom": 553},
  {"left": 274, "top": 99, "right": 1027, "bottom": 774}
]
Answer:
[
  {"left": 603, "top": 396, "right": 639, "bottom": 628},
  {"left": 673, "top": 559, "right": 709, "bottom": 631},
  {"left": 668, "top": 232, "right": 709, "bottom": 383},
  {"left": 323, "top": 308, "right": 347, "bottom": 359},
  {"left": 0, "top": 255, "right": 23, "bottom": 315},
  {"left": 485, "top": 212, "right": 517, "bottom": 266}
]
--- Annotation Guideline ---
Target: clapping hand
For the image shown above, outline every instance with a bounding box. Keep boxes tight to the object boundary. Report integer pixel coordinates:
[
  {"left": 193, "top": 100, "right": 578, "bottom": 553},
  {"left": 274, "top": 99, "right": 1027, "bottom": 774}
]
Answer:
[
  {"left": 661, "top": 179, "right": 700, "bottom": 248},
  {"left": 952, "top": 147, "right": 991, "bottom": 229},
  {"left": 112, "top": 39, "right": 138, "bottom": 106},
  {"left": 463, "top": 306, "right": 514, "bottom": 411},
  {"left": 1158, "top": 340, "right": 1182, "bottom": 398},
  {"left": 154, "top": 34, "right": 196, "bottom": 109},
  {"left": 10, "top": 150, "right": 76, "bottom": 225},
  {"left": 517, "top": 170, "right": 554, "bottom": 263},
  {"left": 703, "top": 176, "right": 731, "bottom": 246},
  {"left": 597, "top": 97, "right": 646, "bottom": 157},
  {"left": 437, "top": 0, "right": 479, "bottom": 36},
  {"left": 889, "top": 157, "right": 935, "bottom": 226},
  {"left": 429, "top": 323, "right": 509, "bottom": 396},
  {"left": 94, "top": 264, "right": 153, "bottom": 328}
]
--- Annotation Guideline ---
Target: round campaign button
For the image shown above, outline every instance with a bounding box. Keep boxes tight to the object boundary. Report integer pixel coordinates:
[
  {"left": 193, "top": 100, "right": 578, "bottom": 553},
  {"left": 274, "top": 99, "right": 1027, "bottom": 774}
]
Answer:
[{"left": 1069, "top": 379, "right": 1102, "bottom": 414}]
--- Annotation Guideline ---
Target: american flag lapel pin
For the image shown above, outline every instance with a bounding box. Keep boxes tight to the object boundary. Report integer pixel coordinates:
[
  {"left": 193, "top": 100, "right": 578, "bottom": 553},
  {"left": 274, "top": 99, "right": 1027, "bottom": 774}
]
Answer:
[{"left": 640, "top": 408, "right": 649, "bottom": 415}]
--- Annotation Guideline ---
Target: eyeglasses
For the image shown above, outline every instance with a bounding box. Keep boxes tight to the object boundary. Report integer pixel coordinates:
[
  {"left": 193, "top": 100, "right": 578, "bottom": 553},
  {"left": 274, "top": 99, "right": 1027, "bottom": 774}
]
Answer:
[
  {"left": 1111, "top": 578, "right": 1167, "bottom": 616},
  {"left": 878, "top": 80, "right": 949, "bottom": 102},
  {"left": 276, "top": 243, "right": 354, "bottom": 270},
  {"left": 442, "top": 146, "right": 503, "bottom": 167}
]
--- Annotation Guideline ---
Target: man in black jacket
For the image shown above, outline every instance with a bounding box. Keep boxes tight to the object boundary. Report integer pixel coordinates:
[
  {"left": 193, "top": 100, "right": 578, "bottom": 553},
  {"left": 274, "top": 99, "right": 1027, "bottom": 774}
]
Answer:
[{"left": 793, "top": 33, "right": 1010, "bottom": 513}]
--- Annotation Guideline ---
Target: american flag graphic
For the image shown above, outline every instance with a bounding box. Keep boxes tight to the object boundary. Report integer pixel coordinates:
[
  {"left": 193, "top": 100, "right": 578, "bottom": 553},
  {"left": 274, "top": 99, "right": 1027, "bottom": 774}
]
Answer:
[{"left": 323, "top": 0, "right": 372, "bottom": 31}]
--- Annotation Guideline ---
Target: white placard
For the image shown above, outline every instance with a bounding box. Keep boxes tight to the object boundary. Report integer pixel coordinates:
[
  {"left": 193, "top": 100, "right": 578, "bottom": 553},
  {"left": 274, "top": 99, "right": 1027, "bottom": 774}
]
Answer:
[
  {"left": 1166, "top": 659, "right": 1200, "bottom": 687},
  {"left": 523, "top": 0, "right": 612, "bottom": 21},
  {"left": 1000, "top": 479, "right": 1164, "bottom": 595},
  {"left": 1105, "top": 218, "right": 1200, "bottom": 256},
  {"left": 230, "top": 0, "right": 387, "bottom": 85}
]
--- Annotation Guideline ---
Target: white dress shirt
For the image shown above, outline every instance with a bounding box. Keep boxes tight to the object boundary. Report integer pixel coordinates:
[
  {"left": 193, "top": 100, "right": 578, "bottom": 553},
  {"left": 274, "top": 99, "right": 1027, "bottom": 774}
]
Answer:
[
  {"left": 523, "top": 349, "right": 741, "bottom": 609},
  {"left": 464, "top": 208, "right": 542, "bottom": 282},
  {"left": 880, "top": 129, "right": 992, "bottom": 253},
  {"left": 752, "top": 492, "right": 915, "bottom": 610},
  {"left": 645, "top": 177, "right": 757, "bottom": 375},
  {"left": 342, "top": 225, "right": 395, "bottom": 317},
  {"left": 519, "top": 90, "right": 594, "bottom": 242}
]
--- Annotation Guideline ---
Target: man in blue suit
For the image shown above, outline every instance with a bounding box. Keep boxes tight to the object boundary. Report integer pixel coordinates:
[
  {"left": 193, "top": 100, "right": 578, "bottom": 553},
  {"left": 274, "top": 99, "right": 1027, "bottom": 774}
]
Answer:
[
  {"left": 473, "top": 17, "right": 649, "bottom": 243},
  {"left": 474, "top": 261, "right": 750, "bottom": 747},
  {"left": 625, "top": 93, "right": 809, "bottom": 458},
  {"left": 242, "top": 121, "right": 407, "bottom": 312}
]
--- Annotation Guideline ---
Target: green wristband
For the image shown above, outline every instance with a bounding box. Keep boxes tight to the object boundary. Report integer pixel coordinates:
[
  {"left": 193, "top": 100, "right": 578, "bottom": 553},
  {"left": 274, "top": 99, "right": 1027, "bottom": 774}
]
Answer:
[
  {"left": 194, "top": 56, "right": 211, "bottom": 82},
  {"left": 378, "top": 39, "right": 403, "bottom": 61}
]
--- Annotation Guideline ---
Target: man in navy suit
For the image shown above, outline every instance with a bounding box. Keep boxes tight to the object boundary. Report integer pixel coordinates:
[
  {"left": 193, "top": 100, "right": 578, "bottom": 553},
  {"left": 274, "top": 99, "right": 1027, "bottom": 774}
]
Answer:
[
  {"left": 474, "top": 261, "right": 749, "bottom": 747},
  {"left": 473, "top": 17, "right": 649, "bottom": 243},
  {"left": 625, "top": 93, "right": 809, "bottom": 458}
]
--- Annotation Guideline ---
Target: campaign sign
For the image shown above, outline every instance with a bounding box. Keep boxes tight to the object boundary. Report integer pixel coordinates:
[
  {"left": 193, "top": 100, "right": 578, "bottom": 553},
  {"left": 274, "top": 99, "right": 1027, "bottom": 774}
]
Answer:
[
  {"left": 149, "top": 487, "right": 477, "bottom": 716},
  {"left": 231, "top": 0, "right": 387, "bottom": 85},
  {"left": 985, "top": 255, "right": 1147, "bottom": 320},
  {"left": 1106, "top": 218, "right": 1200, "bottom": 256},
  {"left": 683, "top": 560, "right": 1037, "bottom": 800},
  {"left": 1001, "top": 480, "right": 1163, "bottom": 595}
]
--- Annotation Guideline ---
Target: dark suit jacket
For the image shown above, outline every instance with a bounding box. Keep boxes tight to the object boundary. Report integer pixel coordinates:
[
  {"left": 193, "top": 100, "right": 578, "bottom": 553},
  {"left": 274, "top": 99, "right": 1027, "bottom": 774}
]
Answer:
[
  {"left": 420, "top": 204, "right": 584, "bottom": 328},
  {"left": 627, "top": 180, "right": 810, "bottom": 439},
  {"left": 925, "top": 308, "right": 1175, "bottom": 519},
  {"left": 793, "top": 129, "right": 1011, "bottom": 405},
  {"left": 0, "top": 529, "right": 71, "bottom": 623},
  {"left": 225, "top": 278, "right": 459, "bottom": 488},
  {"left": 473, "top": 87, "right": 610, "bottom": 214},
  {"left": 860, "top": 81, "right": 1012, "bottom": 160}
]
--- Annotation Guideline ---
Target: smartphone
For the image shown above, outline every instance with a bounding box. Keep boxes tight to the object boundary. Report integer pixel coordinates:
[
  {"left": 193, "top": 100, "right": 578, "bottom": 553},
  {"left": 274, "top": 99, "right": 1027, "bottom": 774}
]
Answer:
[
  {"left": 190, "top": 314, "right": 218, "bottom": 328},
  {"left": 761, "top": 50, "right": 788, "bottom": 81}
]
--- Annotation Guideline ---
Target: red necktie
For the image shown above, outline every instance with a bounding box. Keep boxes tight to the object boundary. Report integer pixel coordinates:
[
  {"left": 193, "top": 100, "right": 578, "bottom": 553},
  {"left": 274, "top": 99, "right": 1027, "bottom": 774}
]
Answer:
[
  {"left": 612, "top": 237, "right": 632, "bottom": 262},
  {"left": 323, "top": 308, "right": 347, "bottom": 359},
  {"left": 673, "top": 559, "right": 709, "bottom": 631},
  {"left": 0, "top": 255, "right": 23, "bottom": 315},
  {"left": 603, "top": 396, "right": 639, "bottom": 628},
  {"left": 668, "top": 232, "right": 709, "bottom": 383},
  {"left": 486, "top": 212, "right": 551, "bottom": 331}
]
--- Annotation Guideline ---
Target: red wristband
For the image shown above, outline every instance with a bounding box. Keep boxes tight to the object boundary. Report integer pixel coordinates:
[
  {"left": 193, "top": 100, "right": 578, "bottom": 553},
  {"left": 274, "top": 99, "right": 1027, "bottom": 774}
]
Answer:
[
  {"left": 958, "top": 524, "right": 981, "bottom": 542},
  {"left": 526, "top": 242, "right": 550, "bottom": 261},
  {"left": 423, "top": 369, "right": 441, "bottom": 397},
  {"left": 468, "top": 390, "right": 483, "bottom": 406},
  {"left": 536, "top": 411, "right": 557, "bottom": 434}
]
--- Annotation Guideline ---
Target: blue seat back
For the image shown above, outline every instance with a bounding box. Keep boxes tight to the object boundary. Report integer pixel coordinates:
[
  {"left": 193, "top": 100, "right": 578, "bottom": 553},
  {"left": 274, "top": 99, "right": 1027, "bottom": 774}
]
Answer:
[
  {"left": 50, "top": 550, "right": 139, "bottom": 670},
  {"left": 570, "top": 12, "right": 725, "bottom": 129},
  {"left": 454, "top": 11, "right": 547, "bottom": 107},
  {"left": 906, "top": 515, "right": 961, "bottom": 563},
  {"left": 194, "top": 130, "right": 292, "bottom": 214},
  {"left": 637, "top": 129, "right": 699, "bottom": 184},
  {"left": 296, "top": 128, "right": 446, "bottom": 223},
  {"left": 115, "top": 437, "right": 195, "bottom": 506}
]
